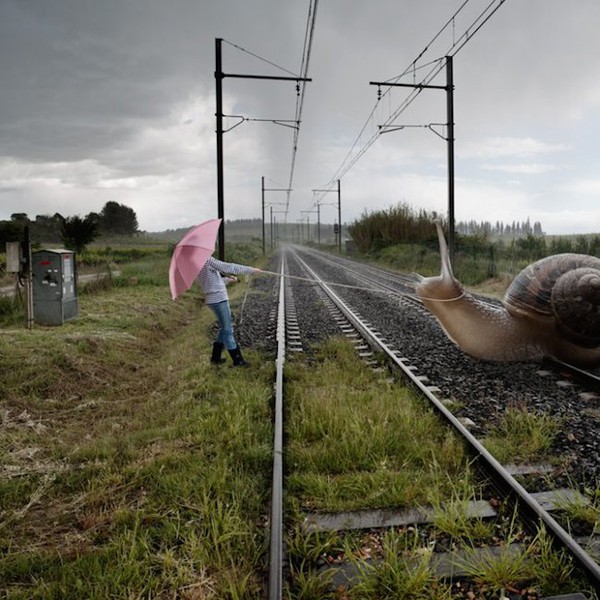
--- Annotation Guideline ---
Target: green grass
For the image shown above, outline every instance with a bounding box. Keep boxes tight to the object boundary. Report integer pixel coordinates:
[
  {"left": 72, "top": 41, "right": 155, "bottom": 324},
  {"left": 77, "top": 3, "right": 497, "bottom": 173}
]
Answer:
[
  {"left": 451, "top": 521, "right": 580, "bottom": 597},
  {"left": 0, "top": 254, "right": 273, "bottom": 598},
  {"left": 282, "top": 341, "right": 597, "bottom": 599},
  {"left": 344, "top": 529, "right": 442, "bottom": 600},
  {"left": 430, "top": 489, "right": 496, "bottom": 544},
  {"left": 482, "top": 404, "right": 560, "bottom": 465},
  {"left": 1, "top": 248, "right": 596, "bottom": 598},
  {"left": 347, "top": 202, "right": 600, "bottom": 288},
  {"left": 285, "top": 339, "right": 469, "bottom": 512}
]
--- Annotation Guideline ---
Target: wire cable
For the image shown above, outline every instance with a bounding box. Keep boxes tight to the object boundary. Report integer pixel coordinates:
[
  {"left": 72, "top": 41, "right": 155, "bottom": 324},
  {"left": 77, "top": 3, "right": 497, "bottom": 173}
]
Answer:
[
  {"left": 313, "top": 0, "right": 507, "bottom": 203},
  {"left": 284, "top": 0, "right": 319, "bottom": 218},
  {"left": 222, "top": 38, "right": 300, "bottom": 77},
  {"left": 448, "top": 0, "right": 507, "bottom": 57},
  {"left": 221, "top": 3, "right": 318, "bottom": 224}
]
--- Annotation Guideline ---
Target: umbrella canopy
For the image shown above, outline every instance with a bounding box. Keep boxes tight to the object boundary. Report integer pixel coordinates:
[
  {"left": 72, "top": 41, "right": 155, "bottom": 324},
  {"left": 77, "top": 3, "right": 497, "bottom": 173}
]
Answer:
[{"left": 169, "top": 218, "right": 222, "bottom": 300}]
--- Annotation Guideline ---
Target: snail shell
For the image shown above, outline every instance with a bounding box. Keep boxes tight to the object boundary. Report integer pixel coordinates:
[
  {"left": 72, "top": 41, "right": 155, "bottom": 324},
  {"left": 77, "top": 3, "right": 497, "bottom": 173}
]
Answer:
[
  {"left": 416, "top": 221, "right": 600, "bottom": 366},
  {"left": 505, "top": 254, "right": 600, "bottom": 348}
]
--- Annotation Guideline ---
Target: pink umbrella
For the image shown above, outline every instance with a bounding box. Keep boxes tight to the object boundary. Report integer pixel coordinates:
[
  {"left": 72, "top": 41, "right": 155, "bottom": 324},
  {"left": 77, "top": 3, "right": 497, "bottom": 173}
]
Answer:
[{"left": 169, "top": 218, "right": 222, "bottom": 300}]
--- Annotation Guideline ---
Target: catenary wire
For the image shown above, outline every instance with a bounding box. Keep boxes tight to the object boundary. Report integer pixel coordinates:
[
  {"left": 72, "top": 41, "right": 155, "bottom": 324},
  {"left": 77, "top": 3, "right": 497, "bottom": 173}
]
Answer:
[
  {"left": 312, "top": 0, "right": 474, "bottom": 197},
  {"left": 312, "top": 0, "right": 507, "bottom": 204},
  {"left": 223, "top": 3, "right": 318, "bottom": 223},
  {"left": 285, "top": 0, "right": 319, "bottom": 217},
  {"left": 222, "top": 38, "right": 299, "bottom": 77}
]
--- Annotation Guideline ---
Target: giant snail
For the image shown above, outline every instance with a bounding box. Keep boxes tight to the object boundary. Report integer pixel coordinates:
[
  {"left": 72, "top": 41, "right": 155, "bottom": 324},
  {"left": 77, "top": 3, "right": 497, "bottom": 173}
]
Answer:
[{"left": 416, "top": 220, "right": 600, "bottom": 366}]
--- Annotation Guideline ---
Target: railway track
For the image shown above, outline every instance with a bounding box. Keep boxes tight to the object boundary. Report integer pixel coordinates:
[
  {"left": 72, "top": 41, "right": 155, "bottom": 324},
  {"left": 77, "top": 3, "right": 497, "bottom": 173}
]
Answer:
[{"left": 244, "top": 245, "right": 600, "bottom": 598}]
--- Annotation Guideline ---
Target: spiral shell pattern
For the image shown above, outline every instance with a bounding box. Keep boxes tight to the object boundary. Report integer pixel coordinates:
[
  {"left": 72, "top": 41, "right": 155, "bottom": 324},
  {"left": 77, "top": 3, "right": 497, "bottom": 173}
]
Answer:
[{"left": 504, "top": 254, "right": 600, "bottom": 347}]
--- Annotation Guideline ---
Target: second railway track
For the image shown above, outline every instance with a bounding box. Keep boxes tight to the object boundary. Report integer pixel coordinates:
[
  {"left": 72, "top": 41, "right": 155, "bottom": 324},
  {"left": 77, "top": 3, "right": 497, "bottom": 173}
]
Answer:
[{"left": 239, "top": 244, "right": 600, "bottom": 598}]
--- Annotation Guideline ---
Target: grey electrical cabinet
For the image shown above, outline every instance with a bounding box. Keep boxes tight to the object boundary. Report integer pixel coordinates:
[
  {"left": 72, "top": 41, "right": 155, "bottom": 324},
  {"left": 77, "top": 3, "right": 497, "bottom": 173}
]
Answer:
[{"left": 32, "top": 249, "right": 78, "bottom": 325}]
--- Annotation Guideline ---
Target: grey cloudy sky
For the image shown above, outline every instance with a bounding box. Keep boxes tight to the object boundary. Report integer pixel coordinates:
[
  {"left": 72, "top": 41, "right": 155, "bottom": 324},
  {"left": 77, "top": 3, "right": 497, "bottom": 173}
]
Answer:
[{"left": 2, "top": 0, "right": 600, "bottom": 234}]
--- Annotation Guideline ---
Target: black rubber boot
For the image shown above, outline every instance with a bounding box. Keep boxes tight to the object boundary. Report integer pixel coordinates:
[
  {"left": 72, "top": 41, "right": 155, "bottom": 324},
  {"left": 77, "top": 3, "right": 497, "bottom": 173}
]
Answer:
[
  {"left": 210, "top": 342, "right": 226, "bottom": 364},
  {"left": 228, "top": 346, "right": 249, "bottom": 367}
]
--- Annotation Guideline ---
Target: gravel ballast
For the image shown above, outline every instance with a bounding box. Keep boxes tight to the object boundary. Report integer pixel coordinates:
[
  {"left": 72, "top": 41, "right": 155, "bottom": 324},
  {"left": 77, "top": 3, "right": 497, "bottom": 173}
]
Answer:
[{"left": 237, "top": 246, "right": 600, "bottom": 490}]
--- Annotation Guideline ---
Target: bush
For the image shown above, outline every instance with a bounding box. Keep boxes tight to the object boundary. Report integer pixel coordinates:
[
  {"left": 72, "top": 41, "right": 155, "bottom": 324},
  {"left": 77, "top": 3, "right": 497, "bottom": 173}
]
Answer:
[{"left": 347, "top": 203, "right": 438, "bottom": 254}]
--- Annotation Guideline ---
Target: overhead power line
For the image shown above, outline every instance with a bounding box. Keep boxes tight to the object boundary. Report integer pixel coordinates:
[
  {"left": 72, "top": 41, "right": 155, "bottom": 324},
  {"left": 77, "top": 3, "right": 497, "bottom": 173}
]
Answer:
[
  {"left": 223, "top": 2, "right": 319, "bottom": 223},
  {"left": 284, "top": 0, "right": 319, "bottom": 217},
  {"left": 314, "top": 0, "right": 507, "bottom": 203},
  {"left": 222, "top": 39, "right": 299, "bottom": 77},
  {"left": 214, "top": 37, "right": 311, "bottom": 259}
]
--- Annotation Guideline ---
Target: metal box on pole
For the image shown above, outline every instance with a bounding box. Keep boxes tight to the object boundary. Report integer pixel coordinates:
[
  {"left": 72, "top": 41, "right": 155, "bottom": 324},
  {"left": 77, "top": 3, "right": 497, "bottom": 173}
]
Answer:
[{"left": 32, "top": 249, "right": 78, "bottom": 325}]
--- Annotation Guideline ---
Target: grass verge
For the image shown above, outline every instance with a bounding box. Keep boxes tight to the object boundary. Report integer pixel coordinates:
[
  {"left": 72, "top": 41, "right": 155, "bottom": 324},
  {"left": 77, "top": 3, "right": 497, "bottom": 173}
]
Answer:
[
  {"left": 285, "top": 339, "right": 469, "bottom": 513},
  {"left": 282, "top": 339, "right": 595, "bottom": 599},
  {"left": 0, "top": 270, "right": 274, "bottom": 599}
]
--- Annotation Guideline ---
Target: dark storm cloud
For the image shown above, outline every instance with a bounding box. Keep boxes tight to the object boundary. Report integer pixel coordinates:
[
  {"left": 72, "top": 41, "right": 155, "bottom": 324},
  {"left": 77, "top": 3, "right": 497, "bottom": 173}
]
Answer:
[
  {"left": 0, "top": 0, "right": 200, "bottom": 161},
  {"left": 2, "top": 0, "right": 600, "bottom": 232}
]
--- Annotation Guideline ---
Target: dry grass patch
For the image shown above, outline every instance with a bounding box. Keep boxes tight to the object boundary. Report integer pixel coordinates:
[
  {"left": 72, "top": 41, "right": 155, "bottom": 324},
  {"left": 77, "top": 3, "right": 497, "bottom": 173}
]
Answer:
[{"left": 0, "top": 280, "right": 274, "bottom": 598}]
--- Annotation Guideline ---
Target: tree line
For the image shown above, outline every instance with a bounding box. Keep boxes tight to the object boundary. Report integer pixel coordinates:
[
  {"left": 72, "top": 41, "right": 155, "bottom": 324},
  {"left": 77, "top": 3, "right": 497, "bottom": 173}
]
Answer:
[
  {"left": 0, "top": 202, "right": 139, "bottom": 253},
  {"left": 456, "top": 218, "right": 544, "bottom": 237}
]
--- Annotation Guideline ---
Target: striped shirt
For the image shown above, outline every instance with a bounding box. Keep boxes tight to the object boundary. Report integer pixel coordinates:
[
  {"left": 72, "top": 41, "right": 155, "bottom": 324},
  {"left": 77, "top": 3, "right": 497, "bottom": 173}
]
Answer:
[{"left": 196, "top": 256, "right": 256, "bottom": 305}]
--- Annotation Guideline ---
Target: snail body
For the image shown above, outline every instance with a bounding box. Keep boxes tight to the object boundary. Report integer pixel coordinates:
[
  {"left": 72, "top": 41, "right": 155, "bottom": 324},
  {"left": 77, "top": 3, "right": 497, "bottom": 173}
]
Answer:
[{"left": 416, "top": 222, "right": 600, "bottom": 366}]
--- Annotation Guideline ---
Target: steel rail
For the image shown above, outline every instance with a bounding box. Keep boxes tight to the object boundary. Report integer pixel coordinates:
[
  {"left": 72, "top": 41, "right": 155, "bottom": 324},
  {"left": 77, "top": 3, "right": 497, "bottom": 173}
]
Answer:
[
  {"left": 543, "top": 356, "right": 600, "bottom": 393},
  {"left": 289, "top": 247, "right": 600, "bottom": 592},
  {"left": 294, "top": 245, "right": 421, "bottom": 299},
  {"left": 268, "top": 256, "right": 286, "bottom": 600}
]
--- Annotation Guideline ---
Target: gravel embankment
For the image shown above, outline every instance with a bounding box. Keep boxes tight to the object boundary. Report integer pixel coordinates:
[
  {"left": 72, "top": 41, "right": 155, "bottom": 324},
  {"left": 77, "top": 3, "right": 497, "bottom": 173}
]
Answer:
[{"left": 238, "top": 247, "right": 600, "bottom": 490}]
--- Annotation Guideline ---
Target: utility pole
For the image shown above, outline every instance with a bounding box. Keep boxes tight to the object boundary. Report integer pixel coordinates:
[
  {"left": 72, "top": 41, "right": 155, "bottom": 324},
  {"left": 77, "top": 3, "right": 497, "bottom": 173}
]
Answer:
[
  {"left": 23, "top": 225, "right": 33, "bottom": 329},
  {"left": 271, "top": 210, "right": 287, "bottom": 249},
  {"left": 370, "top": 55, "right": 455, "bottom": 264},
  {"left": 301, "top": 210, "right": 319, "bottom": 244},
  {"left": 261, "top": 176, "right": 291, "bottom": 255},
  {"left": 446, "top": 57, "right": 455, "bottom": 263},
  {"left": 316, "top": 203, "right": 320, "bottom": 244},
  {"left": 312, "top": 179, "right": 342, "bottom": 253},
  {"left": 215, "top": 38, "right": 225, "bottom": 260},
  {"left": 215, "top": 38, "right": 311, "bottom": 260},
  {"left": 337, "top": 179, "right": 341, "bottom": 252},
  {"left": 262, "top": 176, "right": 265, "bottom": 255}
]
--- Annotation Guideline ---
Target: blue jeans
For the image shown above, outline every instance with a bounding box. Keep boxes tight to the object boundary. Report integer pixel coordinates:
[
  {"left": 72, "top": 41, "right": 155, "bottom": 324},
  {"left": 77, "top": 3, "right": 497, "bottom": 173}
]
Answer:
[{"left": 208, "top": 300, "right": 237, "bottom": 350}]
